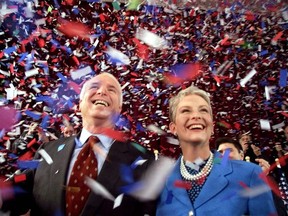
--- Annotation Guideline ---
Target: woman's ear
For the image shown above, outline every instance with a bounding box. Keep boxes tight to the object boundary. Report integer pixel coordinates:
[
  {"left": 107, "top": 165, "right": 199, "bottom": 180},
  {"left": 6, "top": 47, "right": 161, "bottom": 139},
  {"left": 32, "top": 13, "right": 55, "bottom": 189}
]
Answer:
[{"left": 169, "top": 122, "right": 176, "bottom": 136}]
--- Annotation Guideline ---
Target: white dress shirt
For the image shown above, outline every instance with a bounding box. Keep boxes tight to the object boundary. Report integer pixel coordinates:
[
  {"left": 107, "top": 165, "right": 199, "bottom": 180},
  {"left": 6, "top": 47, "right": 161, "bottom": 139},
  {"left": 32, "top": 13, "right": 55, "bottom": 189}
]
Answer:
[{"left": 66, "top": 128, "right": 114, "bottom": 183}]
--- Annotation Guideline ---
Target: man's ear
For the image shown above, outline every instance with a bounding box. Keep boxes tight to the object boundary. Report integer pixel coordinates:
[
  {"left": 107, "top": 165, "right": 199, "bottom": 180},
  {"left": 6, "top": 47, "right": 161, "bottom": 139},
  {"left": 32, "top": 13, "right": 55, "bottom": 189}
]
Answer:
[
  {"left": 79, "top": 100, "right": 83, "bottom": 111},
  {"left": 169, "top": 122, "right": 176, "bottom": 135}
]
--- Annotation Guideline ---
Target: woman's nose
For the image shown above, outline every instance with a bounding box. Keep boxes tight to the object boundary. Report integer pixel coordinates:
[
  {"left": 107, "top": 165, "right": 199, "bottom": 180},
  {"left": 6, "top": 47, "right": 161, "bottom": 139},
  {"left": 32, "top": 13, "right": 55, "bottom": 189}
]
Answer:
[{"left": 190, "top": 111, "right": 201, "bottom": 119}]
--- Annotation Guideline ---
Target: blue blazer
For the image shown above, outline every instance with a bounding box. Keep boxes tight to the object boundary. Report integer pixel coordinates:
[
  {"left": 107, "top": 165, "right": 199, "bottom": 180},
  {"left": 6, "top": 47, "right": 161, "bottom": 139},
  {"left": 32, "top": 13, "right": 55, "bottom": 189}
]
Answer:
[{"left": 156, "top": 152, "right": 277, "bottom": 216}]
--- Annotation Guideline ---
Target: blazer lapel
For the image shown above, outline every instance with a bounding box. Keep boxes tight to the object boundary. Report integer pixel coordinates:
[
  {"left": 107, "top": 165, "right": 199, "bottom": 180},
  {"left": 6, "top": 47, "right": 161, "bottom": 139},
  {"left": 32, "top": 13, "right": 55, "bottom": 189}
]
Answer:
[
  {"left": 166, "top": 158, "right": 193, "bottom": 209},
  {"left": 194, "top": 153, "right": 232, "bottom": 209}
]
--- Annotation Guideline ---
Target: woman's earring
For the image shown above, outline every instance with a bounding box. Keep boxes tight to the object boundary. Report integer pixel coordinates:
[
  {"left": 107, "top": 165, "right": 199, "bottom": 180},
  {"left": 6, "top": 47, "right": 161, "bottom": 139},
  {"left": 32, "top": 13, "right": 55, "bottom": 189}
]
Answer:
[{"left": 174, "top": 132, "right": 177, "bottom": 137}]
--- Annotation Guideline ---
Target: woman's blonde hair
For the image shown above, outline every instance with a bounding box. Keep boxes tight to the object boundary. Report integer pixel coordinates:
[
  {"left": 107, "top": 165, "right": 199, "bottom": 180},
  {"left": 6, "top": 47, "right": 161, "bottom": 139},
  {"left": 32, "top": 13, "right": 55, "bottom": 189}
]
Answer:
[{"left": 169, "top": 85, "right": 212, "bottom": 122}]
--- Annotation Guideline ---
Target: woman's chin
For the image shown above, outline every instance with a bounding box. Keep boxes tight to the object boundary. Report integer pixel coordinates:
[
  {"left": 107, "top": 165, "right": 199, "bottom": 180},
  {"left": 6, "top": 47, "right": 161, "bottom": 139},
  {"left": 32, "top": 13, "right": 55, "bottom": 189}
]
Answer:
[{"left": 189, "top": 139, "right": 204, "bottom": 145}]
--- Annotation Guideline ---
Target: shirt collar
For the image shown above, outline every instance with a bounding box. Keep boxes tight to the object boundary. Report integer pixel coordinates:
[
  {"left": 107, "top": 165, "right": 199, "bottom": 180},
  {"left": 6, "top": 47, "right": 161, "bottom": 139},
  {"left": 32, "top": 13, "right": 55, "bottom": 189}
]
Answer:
[{"left": 78, "top": 128, "right": 114, "bottom": 150}]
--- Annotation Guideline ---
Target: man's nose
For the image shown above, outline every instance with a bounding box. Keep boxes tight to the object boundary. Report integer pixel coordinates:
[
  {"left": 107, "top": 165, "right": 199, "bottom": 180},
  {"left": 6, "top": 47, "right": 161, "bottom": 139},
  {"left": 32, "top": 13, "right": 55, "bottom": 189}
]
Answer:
[{"left": 97, "top": 86, "right": 107, "bottom": 95}]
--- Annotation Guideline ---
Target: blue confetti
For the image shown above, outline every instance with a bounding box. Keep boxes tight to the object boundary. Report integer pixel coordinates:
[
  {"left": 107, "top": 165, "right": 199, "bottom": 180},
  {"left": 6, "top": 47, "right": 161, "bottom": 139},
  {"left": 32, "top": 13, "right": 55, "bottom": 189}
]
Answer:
[
  {"left": 120, "top": 164, "right": 134, "bottom": 184},
  {"left": 25, "top": 110, "right": 41, "bottom": 120},
  {"left": 40, "top": 115, "right": 50, "bottom": 129},
  {"left": 259, "top": 50, "right": 269, "bottom": 56},
  {"left": 57, "top": 144, "right": 65, "bottom": 152},
  {"left": 221, "top": 149, "right": 230, "bottom": 168},
  {"left": 56, "top": 72, "right": 68, "bottom": 82},
  {"left": 279, "top": 69, "right": 287, "bottom": 87},
  {"left": 165, "top": 190, "right": 173, "bottom": 204},
  {"left": 4, "top": 46, "right": 16, "bottom": 55},
  {"left": 17, "top": 160, "right": 40, "bottom": 169}
]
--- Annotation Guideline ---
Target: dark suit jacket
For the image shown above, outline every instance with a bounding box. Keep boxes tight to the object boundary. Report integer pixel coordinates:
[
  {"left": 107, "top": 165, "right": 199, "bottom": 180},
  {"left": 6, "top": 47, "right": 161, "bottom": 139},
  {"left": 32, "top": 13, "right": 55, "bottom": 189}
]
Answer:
[{"left": 3, "top": 135, "right": 157, "bottom": 216}]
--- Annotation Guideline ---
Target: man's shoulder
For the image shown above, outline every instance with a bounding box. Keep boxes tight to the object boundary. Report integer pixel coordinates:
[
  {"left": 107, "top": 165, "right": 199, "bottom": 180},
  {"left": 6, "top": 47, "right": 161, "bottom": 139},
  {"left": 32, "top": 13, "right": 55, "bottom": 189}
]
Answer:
[
  {"left": 41, "top": 136, "right": 76, "bottom": 151},
  {"left": 229, "top": 159, "right": 262, "bottom": 171}
]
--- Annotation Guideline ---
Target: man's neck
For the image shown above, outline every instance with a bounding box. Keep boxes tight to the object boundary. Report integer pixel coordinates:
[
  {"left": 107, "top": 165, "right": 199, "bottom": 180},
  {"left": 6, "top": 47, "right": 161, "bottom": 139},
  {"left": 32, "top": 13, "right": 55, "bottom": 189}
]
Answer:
[{"left": 83, "top": 121, "right": 114, "bottom": 134}]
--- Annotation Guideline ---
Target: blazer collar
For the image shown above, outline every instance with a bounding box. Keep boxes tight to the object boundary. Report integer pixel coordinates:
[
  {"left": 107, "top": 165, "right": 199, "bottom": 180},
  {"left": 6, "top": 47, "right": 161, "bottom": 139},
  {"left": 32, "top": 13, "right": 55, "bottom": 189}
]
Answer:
[
  {"left": 194, "top": 151, "right": 232, "bottom": 209},
  {"left": 165, "top": 151, "right": 232, "bottom": 209}
]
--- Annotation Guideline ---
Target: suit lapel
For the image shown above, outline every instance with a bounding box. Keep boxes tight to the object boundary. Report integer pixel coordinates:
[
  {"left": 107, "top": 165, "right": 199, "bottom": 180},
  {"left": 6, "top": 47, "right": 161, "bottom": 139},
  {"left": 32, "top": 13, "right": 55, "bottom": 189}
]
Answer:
[
  {"left": 166, "top": 158, "right": 193, "bottom": 209},
  {"left": 194, "top": 153, "right": 232, "bottom": 209},
  {"left": 51, "top": 136, "right": 77, "bottom": 186}
]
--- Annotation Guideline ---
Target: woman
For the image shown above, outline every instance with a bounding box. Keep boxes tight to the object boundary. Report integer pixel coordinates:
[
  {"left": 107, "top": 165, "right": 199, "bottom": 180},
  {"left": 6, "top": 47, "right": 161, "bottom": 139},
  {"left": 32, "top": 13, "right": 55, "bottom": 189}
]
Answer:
[{"left": 156, "top": 86, "right": 277, "bottom": 216}]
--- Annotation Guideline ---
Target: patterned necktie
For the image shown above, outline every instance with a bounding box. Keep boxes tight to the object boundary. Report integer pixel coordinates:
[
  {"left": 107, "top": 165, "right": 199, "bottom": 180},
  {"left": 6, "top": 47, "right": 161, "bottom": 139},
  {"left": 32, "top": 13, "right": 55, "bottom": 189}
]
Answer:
[{"left": 66, "top": 136, "right": 98, "bottom": 216}]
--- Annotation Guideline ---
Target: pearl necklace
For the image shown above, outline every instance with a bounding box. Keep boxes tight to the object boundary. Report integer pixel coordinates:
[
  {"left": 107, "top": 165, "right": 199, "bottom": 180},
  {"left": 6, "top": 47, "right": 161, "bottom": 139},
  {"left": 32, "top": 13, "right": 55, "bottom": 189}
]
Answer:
[{"left": 180, "top": 152, "right": 214, "bottom": 181}]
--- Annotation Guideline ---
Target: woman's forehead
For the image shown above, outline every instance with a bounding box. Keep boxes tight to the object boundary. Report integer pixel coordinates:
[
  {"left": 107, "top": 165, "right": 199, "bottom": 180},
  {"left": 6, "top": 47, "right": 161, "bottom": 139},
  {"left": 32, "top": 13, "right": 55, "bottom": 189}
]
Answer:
[{"left": 178, "top": 94, "right": 209, "bottom": 106}]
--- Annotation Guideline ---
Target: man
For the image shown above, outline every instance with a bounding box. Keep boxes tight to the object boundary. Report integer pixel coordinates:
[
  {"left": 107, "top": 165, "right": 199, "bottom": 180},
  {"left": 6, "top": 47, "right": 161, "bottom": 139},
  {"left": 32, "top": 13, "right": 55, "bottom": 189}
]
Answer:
[
  {"left": 216, "top": 137, "right": 244, "bottom": 160},
  {"left": 216, "top": 137, "right": 288, "bottom": 216},
  {"left": 1, "top": 73, "right": 157, "bottom": 216}
]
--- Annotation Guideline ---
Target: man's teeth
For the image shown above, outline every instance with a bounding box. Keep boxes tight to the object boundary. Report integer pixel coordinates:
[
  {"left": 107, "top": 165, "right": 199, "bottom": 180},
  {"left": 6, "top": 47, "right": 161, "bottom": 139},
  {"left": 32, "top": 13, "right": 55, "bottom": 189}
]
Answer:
[
  {"left": 93, "top": 100, "right": 108, "bottom": 107},
  {"left": 188, "top": 124, "right": 204, "bottom": 130}
]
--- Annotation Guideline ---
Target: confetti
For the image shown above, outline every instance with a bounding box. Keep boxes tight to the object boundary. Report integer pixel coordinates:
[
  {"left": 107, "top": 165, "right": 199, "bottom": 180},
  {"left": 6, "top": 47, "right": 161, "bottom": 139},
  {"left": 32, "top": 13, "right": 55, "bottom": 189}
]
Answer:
[
  {"left": 129, "top": 156, "right": 175, "bottom": 201},
  {"left": 38, "top": 149, "right": 53, "bottom": 165},
  {"left": 135, "top": 28, "right": 167, "bottom": 49},
  {"left": 86, "top": 177, "right": 115, "bottom": 201}
]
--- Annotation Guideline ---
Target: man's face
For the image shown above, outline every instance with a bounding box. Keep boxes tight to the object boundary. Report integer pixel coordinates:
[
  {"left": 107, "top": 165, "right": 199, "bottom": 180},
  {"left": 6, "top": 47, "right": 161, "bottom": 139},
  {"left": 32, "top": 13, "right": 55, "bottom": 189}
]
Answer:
[
  {"left": 239, "top": 135, "right": 251, "bottom": 152},
  {"left": 79, "top": 74, "right": 122, "bottom": 126},
  {"left": 217, "top": 143, "right": 244, "bottom": 160},
  {"left": 63, "top": 125, "right": 75, "bottom": 137}
]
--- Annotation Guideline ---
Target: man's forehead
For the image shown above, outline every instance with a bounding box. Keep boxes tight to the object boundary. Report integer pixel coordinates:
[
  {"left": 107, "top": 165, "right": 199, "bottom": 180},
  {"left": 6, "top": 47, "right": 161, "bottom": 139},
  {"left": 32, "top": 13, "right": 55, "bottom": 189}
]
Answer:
[
  {"left": 88, "top": 75, "right": 120, "bottom": 87},
  {"left": 219, "top": 143, "right": 235, "bottom": 148}
]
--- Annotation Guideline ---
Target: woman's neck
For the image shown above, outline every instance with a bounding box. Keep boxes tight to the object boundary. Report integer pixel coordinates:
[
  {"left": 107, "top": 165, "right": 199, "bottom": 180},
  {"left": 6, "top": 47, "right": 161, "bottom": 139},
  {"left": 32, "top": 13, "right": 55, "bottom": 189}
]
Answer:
[{"left": 181, "top": 142, "right": 211, "bottom": 162}]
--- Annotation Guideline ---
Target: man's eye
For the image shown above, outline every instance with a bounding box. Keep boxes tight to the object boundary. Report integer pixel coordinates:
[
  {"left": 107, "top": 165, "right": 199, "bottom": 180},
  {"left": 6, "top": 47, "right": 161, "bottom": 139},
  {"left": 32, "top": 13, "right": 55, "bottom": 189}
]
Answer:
[
  {"left": 90, "top": 86, "right": 98, "bottom": 90},
  {"left": 108, "top": 88, "right": 116, "bottom": 92}
]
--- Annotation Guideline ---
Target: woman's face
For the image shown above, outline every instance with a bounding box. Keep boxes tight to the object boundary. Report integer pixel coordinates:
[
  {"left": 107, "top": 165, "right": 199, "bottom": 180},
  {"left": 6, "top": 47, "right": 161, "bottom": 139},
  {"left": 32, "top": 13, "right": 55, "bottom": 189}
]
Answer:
[{"left": 169, "top": 94, "right": 213, "bottom": 146}]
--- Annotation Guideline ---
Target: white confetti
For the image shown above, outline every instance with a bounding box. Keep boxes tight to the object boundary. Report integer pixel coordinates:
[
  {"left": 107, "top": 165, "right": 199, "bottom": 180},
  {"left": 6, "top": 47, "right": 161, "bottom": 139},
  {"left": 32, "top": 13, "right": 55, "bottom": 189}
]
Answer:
[
  {"left": 264, "top": 86, "right": 270, "bottom": 100},
  {"left": 85, "top": 177, "right": 115, "bottom": 201},
  {"left": 5, "top": 87, "right": 17, "bottom": 100},
  {"left": 38, "top": 149, "right": 53, "bottom": 165},
  {"left": 239, "top": 184, "right": 271, "bottom": 197},
  {"left": 70, "top": 66, "right": 93, "bottom": 80},
  {"left": 129, "top": 156, "right": 175, "bottom": 201},
  {"left": 166, "top": 137, "right": 179, "bottom": 145},
  {"left": 105, "top": 46, "right": 131, "bottom": 65},
  {"left": 260, "top": 119, "right": 271, "bottom": 131},
  {"left": 134, "top": 159, "right": 147, "bottom": 166},
  {"left": 146, "top": 124, "right": 166, "bottom": 135},
  {"left": 25, "top": 68, "right": 39, "bottom": 78},
  {"left": 271, "top": 122, "right": 285, "bottom": 130},
  {"left": 135, "top": 28, "right": 167, "bottom": 49},
  {"left": 240, "top": 69, "right": 257, "bottom": 87},
  {"left": 113, "top": 194, "right": 124, "bottom": 209}
]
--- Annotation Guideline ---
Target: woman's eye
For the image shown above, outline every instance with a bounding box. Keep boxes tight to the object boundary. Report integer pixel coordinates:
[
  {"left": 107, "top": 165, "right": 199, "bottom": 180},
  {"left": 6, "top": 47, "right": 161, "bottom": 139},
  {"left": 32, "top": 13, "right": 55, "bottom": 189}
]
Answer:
[
  {"left": 181, "top": 109, "right": 189, "bottom": 113},
  {"left": 200, "top": 108, "right": 209, "bottom": 113}
]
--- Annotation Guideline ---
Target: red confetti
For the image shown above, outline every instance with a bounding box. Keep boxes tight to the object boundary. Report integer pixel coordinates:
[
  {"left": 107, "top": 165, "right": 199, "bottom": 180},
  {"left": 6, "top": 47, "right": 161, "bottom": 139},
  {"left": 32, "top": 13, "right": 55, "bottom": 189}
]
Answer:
[
  {"left": 101, "top": 128, "right": 128, "bottom": 142},
  {"left": 27, "top": 138, "right": 37, "bottom": 148},
  {"left": 14, "top": 174, "right": 27, "bottom": 183},
  {"left": 173, "top": 180, "right": 192, "bottom": 189},
  {"left": 57, "top": 19, "right": 91, "bottom": 39}
]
